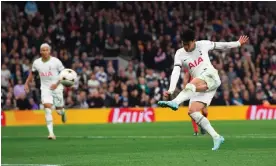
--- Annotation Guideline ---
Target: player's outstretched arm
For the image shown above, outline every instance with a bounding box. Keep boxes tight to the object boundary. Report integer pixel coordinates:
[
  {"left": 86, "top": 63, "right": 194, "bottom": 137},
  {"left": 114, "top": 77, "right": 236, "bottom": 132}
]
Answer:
[
  {"left": 166, "top": 66, "right": 181, "bottom": 95},
  {"left": 213, "top": 35, "right": 249, "bottom": 50},
  {"left": 163, "top": 49, "right": 182, "bottom": 98},
  {"left": 24, "top": 71, "right": 33, "bottom": 93}
]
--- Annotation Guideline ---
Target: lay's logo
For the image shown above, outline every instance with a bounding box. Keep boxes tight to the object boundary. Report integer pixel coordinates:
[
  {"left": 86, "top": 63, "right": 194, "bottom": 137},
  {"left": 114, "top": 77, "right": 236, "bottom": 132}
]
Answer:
[
  {"left": 108, "top": 108, "right": 155, "bottom": 123},
  {"left": 246, "top": 105, "right": 276, "bottom": 120}
]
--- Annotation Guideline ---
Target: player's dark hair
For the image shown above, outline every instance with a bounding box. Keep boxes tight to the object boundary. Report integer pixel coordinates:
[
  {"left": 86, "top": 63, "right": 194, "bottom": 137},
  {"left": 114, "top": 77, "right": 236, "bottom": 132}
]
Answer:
[{"left": 181, "top": 29, "right": 195, "bottom": 43}]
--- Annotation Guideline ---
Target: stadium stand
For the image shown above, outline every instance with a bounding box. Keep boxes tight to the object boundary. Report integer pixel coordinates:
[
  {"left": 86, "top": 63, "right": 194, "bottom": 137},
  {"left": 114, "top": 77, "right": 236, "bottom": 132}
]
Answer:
[{"left": 1, "top": 2, "right": 276, "bottom": 110}]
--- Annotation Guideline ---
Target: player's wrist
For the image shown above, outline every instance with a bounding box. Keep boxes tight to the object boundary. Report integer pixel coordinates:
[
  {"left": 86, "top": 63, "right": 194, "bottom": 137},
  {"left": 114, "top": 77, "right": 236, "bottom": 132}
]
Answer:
[
  {"left": 56, "top": 80, "right": 61, "bottom": 86},
  {"left": 237, "top": 41, "right": 241, "bottom": 47},
  {"left": 167, "top": 90, "right": 174, "bottom": 94}
]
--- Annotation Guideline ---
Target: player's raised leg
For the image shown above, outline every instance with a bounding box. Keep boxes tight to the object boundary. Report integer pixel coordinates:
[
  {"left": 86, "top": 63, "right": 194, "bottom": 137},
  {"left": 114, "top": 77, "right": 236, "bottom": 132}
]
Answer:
[
  {"left": 56, "top": 107, "right": 66, "bottom": 123},
  {"left": 189, "top": 101, "right": 224, "bottom": 150},
  {"left": 54, "top": 91, "right": 66, "bottom": 123},
  {"left": 158, "top": 78, "right": 208, "bottom": 110}
]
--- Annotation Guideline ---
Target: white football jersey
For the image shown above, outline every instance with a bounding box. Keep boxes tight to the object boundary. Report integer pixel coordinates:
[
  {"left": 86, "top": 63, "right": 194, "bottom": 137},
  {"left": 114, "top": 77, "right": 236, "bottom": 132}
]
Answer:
[
  {"left": 174, "top": 40, "right": 216, "bottom": 78},
  {"left": 32, "top": 57, "right": 65, "bottom": 90}
]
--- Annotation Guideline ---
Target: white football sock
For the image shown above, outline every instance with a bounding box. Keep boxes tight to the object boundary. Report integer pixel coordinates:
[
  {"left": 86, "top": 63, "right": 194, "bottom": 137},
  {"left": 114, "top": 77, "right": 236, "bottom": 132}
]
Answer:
[
  {"left": 189, "top": 112, "right": 220, "bottom": 139},
  {"left": 45, "top": 108, "right": 54, "bottom": 135},
  {"left": 56, "top": 108, "right": 65, "bottom": 115},
  {"left": 172, "top": 83, "right": 197, "bottom": 105}
]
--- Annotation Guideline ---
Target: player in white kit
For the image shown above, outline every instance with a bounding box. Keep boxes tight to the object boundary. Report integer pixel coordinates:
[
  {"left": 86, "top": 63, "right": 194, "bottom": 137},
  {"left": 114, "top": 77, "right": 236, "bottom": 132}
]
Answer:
[
  {"left": 24, "top": 43, "right": 66, "bottom": 140},
  {"left": 158, "top": 29, "right": 249, "bottom": 150}
]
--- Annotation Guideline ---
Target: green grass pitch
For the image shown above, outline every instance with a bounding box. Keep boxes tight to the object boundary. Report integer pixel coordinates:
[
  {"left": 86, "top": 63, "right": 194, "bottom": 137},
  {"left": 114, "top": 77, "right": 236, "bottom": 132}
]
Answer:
[{"left": 2, "top": 120, "right": 276, "bottom": 166}]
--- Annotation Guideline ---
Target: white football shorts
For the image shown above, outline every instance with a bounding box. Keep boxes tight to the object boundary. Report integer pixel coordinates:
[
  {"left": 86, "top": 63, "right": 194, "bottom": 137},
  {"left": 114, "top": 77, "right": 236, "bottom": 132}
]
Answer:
[
  {"left": 189, "top": 89, "right": 217, "bottom": 106},
  {"left": 41, "top": 89, "right": 64, "bottom": 108},
  {"left": 197, "top": 68, "right": 221, "bottom": 92},
  {"left": 190, "top": 68, "right": 221, "bottom": 106}
]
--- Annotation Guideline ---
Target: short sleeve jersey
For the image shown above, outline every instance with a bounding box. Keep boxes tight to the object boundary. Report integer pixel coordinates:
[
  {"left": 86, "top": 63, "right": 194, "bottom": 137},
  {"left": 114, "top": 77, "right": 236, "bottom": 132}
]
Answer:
[
  {"left": 32, "top": 57, "right": 65, "bottom": 90},
  {"left": 174, "top": 40, "right": 216, "bottom": 78}
]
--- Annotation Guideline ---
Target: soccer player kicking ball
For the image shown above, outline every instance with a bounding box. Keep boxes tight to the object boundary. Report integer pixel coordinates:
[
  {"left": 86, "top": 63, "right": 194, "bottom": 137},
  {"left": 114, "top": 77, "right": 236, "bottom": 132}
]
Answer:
[
  {"left": 24, "top": 43, "right": 67, "bottom": 140},
  {"left": 158, "top": 29, "right": 249, "bottom": 150}
]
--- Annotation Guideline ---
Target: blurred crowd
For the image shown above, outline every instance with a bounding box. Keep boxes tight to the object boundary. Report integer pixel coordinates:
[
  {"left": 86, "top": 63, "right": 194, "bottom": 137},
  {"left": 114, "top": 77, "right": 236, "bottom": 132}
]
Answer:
[{"left": 1, "top": 1, "right": 276, "bottom": 110}]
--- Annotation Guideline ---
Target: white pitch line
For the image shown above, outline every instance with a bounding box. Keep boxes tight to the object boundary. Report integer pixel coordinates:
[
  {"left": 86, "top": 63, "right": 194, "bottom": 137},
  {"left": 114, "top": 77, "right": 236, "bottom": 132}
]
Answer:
[
  {"left": 2, "top": 135, "right": 276, "bottom": 139},
  {"left": 1, "top": 164, "right": 61, "bottom": 166}
]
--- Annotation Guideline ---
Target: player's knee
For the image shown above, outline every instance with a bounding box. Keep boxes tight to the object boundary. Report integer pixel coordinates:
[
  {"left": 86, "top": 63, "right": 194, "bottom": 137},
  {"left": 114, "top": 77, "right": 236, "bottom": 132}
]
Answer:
[
  {"left": 188, "top": 107, "right": 200, "bottom": 114},
  {"left": 185, "top": 83, "right": 196, "bottom": 92},
  {"left": 44, "top": 103, "right": 52, "bottom": 108},
  {"left": 45, "top": 108, "right": 52, "bottom": 114}
]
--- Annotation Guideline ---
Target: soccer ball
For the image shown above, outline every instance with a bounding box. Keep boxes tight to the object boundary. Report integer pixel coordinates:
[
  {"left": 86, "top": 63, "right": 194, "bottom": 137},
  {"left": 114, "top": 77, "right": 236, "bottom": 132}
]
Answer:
[{"left": 59, "top": 69, "right": 77, "bottom": 87}]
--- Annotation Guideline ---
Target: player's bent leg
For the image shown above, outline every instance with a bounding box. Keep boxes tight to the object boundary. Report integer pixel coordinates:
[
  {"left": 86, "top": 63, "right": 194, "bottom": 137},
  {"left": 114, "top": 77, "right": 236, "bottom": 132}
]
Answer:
[
  {"left": 190, "top": 78, "right": 208, "bottom": 92},
  {"left": 169, "top": 83, "right": 197, "bottom": 108},
  {"left": 56, "top": 107, "right": 66, "bottom": 123},
  {"left": 44, "top": 103, "right": 56, "bottom": 140},
  {"left": 188, "top": 102, "right": 224, "bottom": 150},
  {"left": 158, "top": 82, "right": 200, "bottom": 111},
  {"left": 53, "top": 91, "right": 66, "bottom": 123},
  {"left": 196, "top": 69, "right": 221, "bottom": 92}
]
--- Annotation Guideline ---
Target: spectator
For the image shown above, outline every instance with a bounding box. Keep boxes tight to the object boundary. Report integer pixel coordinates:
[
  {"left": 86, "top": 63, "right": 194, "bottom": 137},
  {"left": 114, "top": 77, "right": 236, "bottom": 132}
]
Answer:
[
  {"left": 126, "top": 77, "right": 137, "bottom": 93},
  {"left": 1, "top": 64, "right": 11, "bottom": 91},
  {"left": 128, "top": 89, "right": 140, "bottom": 107},
  {"left": 24, "top": 2, "right": 38, "bottom": 16},
  {"left": 120, "top": 39, "right": 134, "bottom": 58},
  {"left": 150, "top": 98, "right": 158, "bottom": 108},
  {"left": 159, "top": 71, "right": 169, "bottom": 90},
  {"left": 87, "top": 73, "right": 100, "bottom": 93},
  {"left": 270, "top": 92, "right": 276, "bottom": 105},
  {"left": 122, "top": 98, "right": 129, "bottom": 108},
  {"left": 105, "top": 37, "right": 120, "bottom": 57},
  {"left": 106, "top": 61, "right": 116, "bottom": 82},
  {"left": 151, "top": 80, "right": 162, "bottom": 101},
  {"left": 140, "top": 92, "right": 150, "bottom": 107},
  {"left": 87, "top": 90, "right": 104, "bottom": 108},
  {"left": 29, "top": 98, "right": 39, "bottom": 110},
  {"left": 253, "top": 91, "right": 265, "bottom": 105},
  {"left": 125, "top": 65, "right": 136, "bottom": 79},
  {"left": 2, "top": 99, "right": 15, "bottom": 110},
  {"left": 76, "top": 91, "right": 89, "bottom": 108},
  {"left": 138, "top": 77, "right": 150, "bottom": 94},
  {"left": 13, "top": 79, "right": 25, "bottom": 99},
  {"left": 1, "top": 2, "right": 276, "bottom": 109},
  {"left": 91, "top": 54, "right": 106, "bottom": 68},
  {"left": 227, "top": 66, "right": 237, "bottom": 85},
  {"left": 222, "top": 91, "right": 232, "bottom": 106},
  {"left": 101, "top": 92, "right": 115, "bottom": 107},
  {"left": 113, "top": 93, "right": 122, "bottom": 107},
  {"left": 242, "top": 91, "right": 251, "bottom": 105},
  {"left": 65, "top": 96, "right": 76, "bottom": 109},
  {"left": 232, "top": 92, "right": 243, "bottom": 105},
  {"left": 145, "top": 69, "right": 158, "bottom": 88},
  {"left": 16, "top": 94, "right": 31, "bottom": 110},
  {"left": 96, "top": 67, "right": 108, "bottom": 83}
]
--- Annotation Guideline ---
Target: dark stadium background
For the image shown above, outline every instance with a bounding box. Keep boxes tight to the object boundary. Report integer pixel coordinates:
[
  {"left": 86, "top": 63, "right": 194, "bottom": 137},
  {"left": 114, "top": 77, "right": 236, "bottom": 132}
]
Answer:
[{"left": 1, "top": 1, "right": 276, "bottom": 110}]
